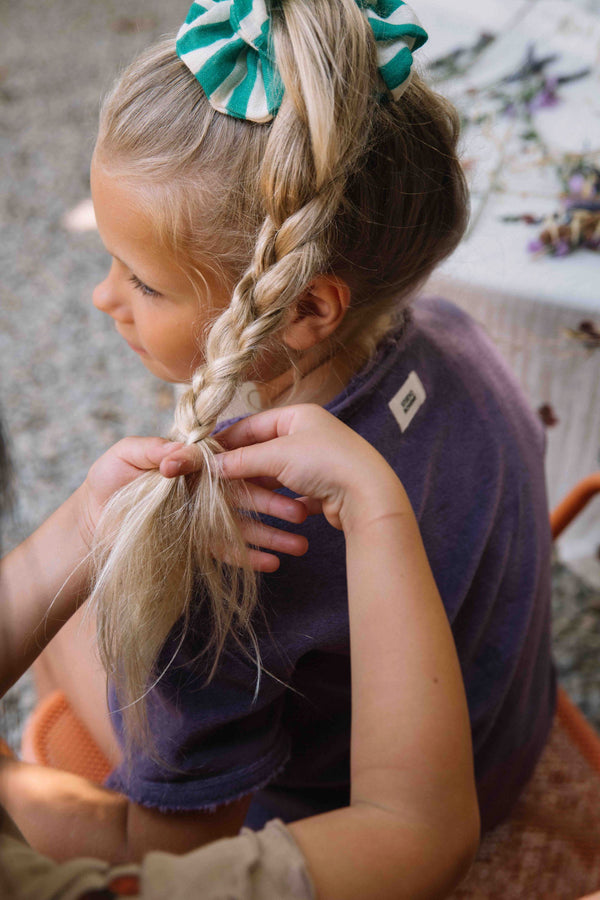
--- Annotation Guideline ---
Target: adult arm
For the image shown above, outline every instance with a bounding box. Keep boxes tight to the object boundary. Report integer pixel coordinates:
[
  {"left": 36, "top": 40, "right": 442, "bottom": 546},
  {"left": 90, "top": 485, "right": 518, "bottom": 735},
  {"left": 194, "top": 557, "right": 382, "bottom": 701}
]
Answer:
[
  {"left": 0, "top": 436, "right": 306, "bottom": 861},
  {"left": 289, "top": 508, "right": 479, "bottom": 898},
  {"left": 0, "top": 759, "right": 252, "bottom": 863},
  {"left": 0, "top": 437, "right": 306, "bottom": 696},
  {"left": 0, "top": 438, "right": 183, "bottom": 696},
  {"left": 215, "top": 405, "right": 480, "bottom": 899}
]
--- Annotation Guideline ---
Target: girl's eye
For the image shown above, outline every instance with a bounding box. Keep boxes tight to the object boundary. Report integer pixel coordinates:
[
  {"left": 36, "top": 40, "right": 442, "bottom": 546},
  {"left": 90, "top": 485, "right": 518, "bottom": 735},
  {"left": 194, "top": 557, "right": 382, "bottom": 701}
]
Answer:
[{"left": 128, "top": 274, "right": 161, "bottom": 298}]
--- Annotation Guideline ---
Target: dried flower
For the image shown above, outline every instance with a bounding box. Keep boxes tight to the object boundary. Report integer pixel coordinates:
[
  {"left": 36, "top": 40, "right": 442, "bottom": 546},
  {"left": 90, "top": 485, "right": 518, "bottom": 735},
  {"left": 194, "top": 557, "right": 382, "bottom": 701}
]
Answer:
[
  {"left": 502, "top": 214, "right": 543, "bottom": 225},
  {"left": 507, "top": 157, "right": 600, "bottom": 257},
  {"left": 559, "top": 161, "right": 600, "bottom": 208},
  {"left": 538, "top": 404, "right": 559, "bottom": 427},
  {"left": 528, "top": 78, "right": 560, "bottom": 111},
  {"left": 442, "top": 41, "right": 591, "bottom": 132},
  {"left": 563, "top": 321, "right": 600, "bottom": 349},
  {"left": 429, "top": 32, "right": 495, "bottom": 82},
  {"left": 528, "top": 208, "right": 600, "bottom": 257},
  {"left": 527, "top": 238, "right": 545, "bottom": 253}
]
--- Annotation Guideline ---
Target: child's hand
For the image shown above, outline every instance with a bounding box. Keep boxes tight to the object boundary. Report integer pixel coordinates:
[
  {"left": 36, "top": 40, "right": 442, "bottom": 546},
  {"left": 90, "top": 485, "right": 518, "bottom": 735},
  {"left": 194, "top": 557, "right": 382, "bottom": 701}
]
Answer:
[
  {"left": 206, "top": 405, "right": 407, "bottom": 536},
  {"left": 78, "top": 437, "right": 185, "bottom": 547},
  {"left": 79, "top": 437, "right": 309, "bottom": 571}
]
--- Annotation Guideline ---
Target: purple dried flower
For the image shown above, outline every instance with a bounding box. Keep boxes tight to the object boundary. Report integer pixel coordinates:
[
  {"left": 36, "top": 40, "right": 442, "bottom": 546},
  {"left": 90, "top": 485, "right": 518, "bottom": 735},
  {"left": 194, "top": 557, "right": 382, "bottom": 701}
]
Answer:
[
  {"left": 529, "top": 83, "right": 559, "bottom": 111},
  {"left": 554, "top": 240, "right": 570, "bottom": 256},
  {"left": 568, "top": 174, "right": 586, "bottom": 194},
  {"left": 527, "top": 238, "right": 545, "bottom": 253}
]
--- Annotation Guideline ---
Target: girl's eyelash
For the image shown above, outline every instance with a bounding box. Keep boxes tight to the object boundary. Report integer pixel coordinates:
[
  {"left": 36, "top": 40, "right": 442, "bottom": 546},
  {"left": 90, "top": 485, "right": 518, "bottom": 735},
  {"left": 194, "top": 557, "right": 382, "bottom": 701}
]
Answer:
[{"left": 128, "top": 274, "right": 160, "bottom": 297}]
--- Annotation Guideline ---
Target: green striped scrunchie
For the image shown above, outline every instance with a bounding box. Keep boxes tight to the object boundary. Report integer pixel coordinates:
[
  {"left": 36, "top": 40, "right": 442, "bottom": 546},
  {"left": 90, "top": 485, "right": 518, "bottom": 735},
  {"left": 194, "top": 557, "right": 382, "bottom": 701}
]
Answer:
[{"left": 176, "top": 0, "right": 428, "bottom": 124}]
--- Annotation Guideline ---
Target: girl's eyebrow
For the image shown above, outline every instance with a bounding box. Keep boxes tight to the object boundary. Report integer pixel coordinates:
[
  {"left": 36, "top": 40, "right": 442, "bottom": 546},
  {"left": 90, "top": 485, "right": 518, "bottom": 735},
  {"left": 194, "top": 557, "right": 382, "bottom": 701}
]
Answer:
[
  {"left": 106, "top": 248, "right": 133, "bottom": 270},
  {"left": 106, "top": 248, "right": 162, "bottom": 291}
]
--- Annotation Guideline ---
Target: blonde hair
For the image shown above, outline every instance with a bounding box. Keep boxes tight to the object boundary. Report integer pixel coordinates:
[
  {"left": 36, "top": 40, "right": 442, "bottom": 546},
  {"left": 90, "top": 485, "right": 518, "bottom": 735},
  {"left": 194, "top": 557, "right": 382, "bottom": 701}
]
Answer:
[{"left": 91, "top": 0, "right": 468, "bottom": 756}]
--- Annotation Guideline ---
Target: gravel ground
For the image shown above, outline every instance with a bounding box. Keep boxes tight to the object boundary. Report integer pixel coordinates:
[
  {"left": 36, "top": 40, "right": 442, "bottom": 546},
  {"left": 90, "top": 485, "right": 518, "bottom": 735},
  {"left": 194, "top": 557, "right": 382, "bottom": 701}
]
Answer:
[
  {"left": 0, "top": 0, "right": 188, "bottom": 749},
  {"left": 1, "top": 0, "right": 600, "bottom": 750}
]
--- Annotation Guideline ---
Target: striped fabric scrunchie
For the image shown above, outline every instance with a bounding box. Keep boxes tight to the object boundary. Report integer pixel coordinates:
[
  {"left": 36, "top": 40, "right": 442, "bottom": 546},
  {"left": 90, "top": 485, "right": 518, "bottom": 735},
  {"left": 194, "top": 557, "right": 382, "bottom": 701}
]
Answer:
[{"left": 176, "top": 0, "right": 428, "bottom": 124}]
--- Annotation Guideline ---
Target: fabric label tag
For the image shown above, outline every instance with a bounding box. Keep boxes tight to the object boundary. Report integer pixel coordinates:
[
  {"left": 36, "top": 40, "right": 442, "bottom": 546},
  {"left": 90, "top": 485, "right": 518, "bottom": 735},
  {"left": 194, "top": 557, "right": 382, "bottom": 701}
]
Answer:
[{"left": 388, "top": 371, "right": 426, "bottom": 433}]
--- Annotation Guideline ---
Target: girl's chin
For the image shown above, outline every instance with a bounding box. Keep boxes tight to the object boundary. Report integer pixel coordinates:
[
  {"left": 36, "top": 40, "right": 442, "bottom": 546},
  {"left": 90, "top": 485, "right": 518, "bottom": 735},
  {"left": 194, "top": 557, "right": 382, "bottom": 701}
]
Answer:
[{"left": 139, "top": 357, "right": 191, "bottom": 385}]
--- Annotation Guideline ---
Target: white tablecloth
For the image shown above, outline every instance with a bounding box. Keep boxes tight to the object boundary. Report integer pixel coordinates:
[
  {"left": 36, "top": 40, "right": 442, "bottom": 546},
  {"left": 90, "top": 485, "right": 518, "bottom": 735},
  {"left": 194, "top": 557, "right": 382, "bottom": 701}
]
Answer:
[{"left": 418, "top": 0, "right": 600, "bottom": 561}]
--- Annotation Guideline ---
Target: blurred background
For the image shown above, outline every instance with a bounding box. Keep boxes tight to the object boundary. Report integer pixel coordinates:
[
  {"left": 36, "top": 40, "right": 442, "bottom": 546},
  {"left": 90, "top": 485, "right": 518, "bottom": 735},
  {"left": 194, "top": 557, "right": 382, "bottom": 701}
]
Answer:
[{"left": 1, "top": 0, "right": 599, "bottom": 747}]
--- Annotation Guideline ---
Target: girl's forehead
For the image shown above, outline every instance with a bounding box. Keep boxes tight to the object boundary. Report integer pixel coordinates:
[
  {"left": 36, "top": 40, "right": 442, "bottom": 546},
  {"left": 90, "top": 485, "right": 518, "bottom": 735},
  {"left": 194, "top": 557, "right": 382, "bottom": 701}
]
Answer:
[
  {"left": 91, "top": 158, "right": 144, "bottom": 215},
  {"left": 92, "top": 165, "right": 153, "bottom": 250},
  {"left": 90, "top": 154, "right": 223, "bottom": 264},
  {"left": 91, "top": 165, "right": 183, "bottom": 282}
]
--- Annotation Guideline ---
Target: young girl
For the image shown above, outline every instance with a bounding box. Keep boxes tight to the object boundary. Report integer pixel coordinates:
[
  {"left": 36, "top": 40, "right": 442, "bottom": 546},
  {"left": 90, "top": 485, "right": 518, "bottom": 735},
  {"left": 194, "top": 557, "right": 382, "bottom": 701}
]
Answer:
[
  {"left": 0, "top": 407, "right": 478, "bottom": 898},
  {"left": 5, "top": 0, "right": 554, "bottom": 862}
]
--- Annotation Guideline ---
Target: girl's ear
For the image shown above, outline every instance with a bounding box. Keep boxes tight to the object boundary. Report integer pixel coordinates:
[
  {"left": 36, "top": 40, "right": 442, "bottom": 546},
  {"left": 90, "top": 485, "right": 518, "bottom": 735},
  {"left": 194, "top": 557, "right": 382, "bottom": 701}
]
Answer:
[{"left": 284, "top": 276, "right": 351, "bottom": 351}]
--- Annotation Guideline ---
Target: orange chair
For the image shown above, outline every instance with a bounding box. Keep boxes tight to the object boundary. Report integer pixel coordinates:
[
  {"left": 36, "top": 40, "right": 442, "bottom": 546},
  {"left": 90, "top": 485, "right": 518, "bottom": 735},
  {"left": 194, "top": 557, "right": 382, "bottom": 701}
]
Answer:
[{"left": 551, "top": 473, "right": 600, "bottom": 542}]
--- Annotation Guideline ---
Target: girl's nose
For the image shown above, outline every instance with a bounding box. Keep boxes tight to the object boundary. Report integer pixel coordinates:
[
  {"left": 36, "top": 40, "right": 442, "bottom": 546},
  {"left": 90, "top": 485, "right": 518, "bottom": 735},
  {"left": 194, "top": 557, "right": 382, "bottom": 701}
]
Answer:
[{"left": 93, "top": 263, "right": 133, "bottom": 323}]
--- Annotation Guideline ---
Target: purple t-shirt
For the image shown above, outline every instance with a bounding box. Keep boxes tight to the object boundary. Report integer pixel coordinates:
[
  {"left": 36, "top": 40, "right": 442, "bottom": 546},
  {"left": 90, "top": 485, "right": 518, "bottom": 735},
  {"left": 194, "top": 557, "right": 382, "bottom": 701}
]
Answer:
[{"left": 106, "top": 296, "right": 555, "bottom": 831}]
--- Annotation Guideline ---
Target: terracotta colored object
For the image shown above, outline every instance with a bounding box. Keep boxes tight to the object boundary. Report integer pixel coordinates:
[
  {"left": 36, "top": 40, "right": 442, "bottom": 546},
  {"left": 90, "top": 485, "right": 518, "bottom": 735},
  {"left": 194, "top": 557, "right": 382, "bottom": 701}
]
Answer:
[
  {"left": 20, "top": 690, "right": 112, "bottom": 785},
  {"left": 551, "top": 473, "right": 600, "bottom": 540}
]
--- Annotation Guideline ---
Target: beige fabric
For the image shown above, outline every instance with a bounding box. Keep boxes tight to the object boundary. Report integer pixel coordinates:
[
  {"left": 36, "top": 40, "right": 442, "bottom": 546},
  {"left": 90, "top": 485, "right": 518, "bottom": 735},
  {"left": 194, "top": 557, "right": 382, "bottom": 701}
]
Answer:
[
  {"left": 142, "top": 821, "right": 314, "bottom": 900},
  {"left": 0, "top": 813, "right": 315, "bottom": 900}
]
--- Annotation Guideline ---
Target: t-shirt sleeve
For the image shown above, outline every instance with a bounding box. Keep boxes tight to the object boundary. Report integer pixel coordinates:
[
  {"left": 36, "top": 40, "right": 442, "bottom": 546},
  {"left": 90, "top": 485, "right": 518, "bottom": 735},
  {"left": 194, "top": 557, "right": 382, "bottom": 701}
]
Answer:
[{"left": 105, "top": 622, "right": 292, "bottom": 812}]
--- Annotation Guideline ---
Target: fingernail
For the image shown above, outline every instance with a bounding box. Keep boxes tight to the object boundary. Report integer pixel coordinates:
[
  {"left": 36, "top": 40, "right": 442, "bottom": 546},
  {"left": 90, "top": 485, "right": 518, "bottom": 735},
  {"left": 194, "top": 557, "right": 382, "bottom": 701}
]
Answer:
[{"left": 163, "top": 459, "right": 183, "bottom": 477}]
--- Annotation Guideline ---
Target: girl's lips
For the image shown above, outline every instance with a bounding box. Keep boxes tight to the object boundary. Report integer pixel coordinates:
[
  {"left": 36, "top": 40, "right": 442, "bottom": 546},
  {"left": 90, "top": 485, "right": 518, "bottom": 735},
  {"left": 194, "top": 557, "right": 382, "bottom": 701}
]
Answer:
[{"left": 120, "top": 333, "right": 148, "bottom": 356}]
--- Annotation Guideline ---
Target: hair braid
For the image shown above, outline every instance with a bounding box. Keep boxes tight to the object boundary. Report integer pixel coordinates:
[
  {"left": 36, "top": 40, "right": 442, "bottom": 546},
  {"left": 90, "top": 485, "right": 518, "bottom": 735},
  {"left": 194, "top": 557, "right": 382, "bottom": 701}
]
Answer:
[{"left": 175, "top": 170, "right": 347, "bottom": 446}]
